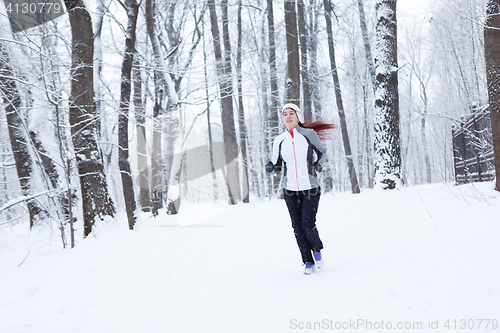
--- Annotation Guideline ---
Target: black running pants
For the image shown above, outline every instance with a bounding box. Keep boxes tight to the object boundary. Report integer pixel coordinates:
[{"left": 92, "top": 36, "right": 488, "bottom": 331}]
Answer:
[{"left": 283, "top": 187, "right": 323, "bottom": 264}]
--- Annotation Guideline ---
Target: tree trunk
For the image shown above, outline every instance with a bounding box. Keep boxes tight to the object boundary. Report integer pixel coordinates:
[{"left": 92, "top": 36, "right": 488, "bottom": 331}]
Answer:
[
  {"left": 134, "top": 58, "right": 151, "bottom": 212},
  {"left": 28, "top": 119, "right": 68, "bottom": 248},
  {"left": 308, "top": 0, "right": 322, "bottom": 119},
  {"left": 0, "top": 43, "right": 46, "bottom": 228},
  {"left": 145, "top": 0, "right": 177, "bottom": 106},
  {"left": 94, "top": 0, "right": 105, "bottom": 140},
  {"left": 267, "top": 0, "right": 280, "bottom": 137},
  {"left": 358, "top": 0, "right": 377, "bottom": 91},
  {"left": 203, "top": 31, "right": 218, "bottom": 201},
  {"left": 485, "top": 0, "right": 500, "bottom": 191},
  {"left": 357, "top": 0, "right": 376, "bottom": 189},
  {"left": 163, "top": 2, "right": 181, "bottom": 214},
  {"left": 297, "top": 0, "right": 311, "bottom": 121},
  {"left": 163, "top": 4, "right": 204, "bottom": 214},
  {"left": 284, "top": 0, "right": 300, "bottom": 105},
  {"left": 145, "top": 0, "right": 179, "bottom": 214},
  {"left": 64, "top": 0, "right": 115, "bottom": 236},
  {"left": 237, "top": 0, "right": 250, "bottom": 203},
  {"left": 39, "top": 24, "right": 76, "bottom": 237},
  {"left": 324, "top": 0, "right": 361, "bottom": 194},
  {"left": 118, "top": 0, "right": 139, "bottom": 230},
  {"left": 29, "top": 131, "right": 59, "bottom": 191},
  {"left": 208, "top": 0, "right": 241, "bottom": 204},
  {"left": 363, "top": 83, "right": 373, "bottom": 188},
  {"left": 0, "top": 141, "right": 14, "bottom": 222},
  {"left": 419, "top": 80, "right": 432, "bottom": 184},
  {"left": 146, "top": 0, "right": 163, "bottom": 218},
  {"left": 373, "top": 0, "right": 402, "bottom": 189},
  {"left": 258, "top": 1, "right": 273, "bottom": 198},
  {"left": 151, "top": 73, "right": 164, "bottom": 216},
  {"left": 222, "top": 0, "right": 242, "bottom": 204},
  {"left": 267, "top": 0, "right": 281, "bottom": 195},
  {"left": 200, "top": 13, "right": 218, "bottom": 201}
]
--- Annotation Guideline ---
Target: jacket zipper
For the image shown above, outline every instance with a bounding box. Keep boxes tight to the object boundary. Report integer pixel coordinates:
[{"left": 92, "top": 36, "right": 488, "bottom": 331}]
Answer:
[{"left": 291, "top": 130, "right": 300, "bottom": 191}]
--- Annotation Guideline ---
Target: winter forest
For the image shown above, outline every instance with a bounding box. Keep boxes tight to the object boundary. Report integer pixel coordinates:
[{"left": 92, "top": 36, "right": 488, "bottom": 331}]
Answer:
[
  {"left": 2, "top": 0, "right": 500, "bottom": 331},
  {"left": 1, "top": 0, "right": 497, "bottom": 241}
]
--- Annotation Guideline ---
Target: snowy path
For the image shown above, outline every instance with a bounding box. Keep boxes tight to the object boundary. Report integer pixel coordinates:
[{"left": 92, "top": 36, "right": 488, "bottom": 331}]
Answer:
[{"left": 1, "top": 183, "right": 499, "bottom": 332}]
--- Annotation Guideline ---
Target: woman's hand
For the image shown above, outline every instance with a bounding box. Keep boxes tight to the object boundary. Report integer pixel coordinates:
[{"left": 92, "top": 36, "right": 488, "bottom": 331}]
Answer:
[{"left": 265, "top": 161, "right": 274, "bottom": 173}]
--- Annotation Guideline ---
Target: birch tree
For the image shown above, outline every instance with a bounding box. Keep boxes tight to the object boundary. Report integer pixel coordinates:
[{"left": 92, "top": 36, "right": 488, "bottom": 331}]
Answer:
[
  {"left": 237, "top": 0, "right": 250, "bottom": 203},
  {"left": 373, "top": 0, "right": 402, "bottom": 189}
]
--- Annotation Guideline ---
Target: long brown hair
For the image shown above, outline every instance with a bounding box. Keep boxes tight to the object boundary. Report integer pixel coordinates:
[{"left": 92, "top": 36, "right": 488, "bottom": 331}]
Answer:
[{"left": 298, "top": 120, "right": 336, "bottom": 140}]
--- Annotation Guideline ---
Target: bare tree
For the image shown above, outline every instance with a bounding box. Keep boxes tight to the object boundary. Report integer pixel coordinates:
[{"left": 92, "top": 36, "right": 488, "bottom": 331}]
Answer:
[
  {"left": 267, "top": 0, "right": 281, "bottom": 195},
  {"left": 94, "top": 0, "right": 106, "bottom": 140},
  {"left": 307, "top": 0, "right": 322, "bottom": 118},
  {"left": 117, "top": 0, "right": 139, "bottom": 230},
  {"left": 324, "top": 0, "right": 360, "bottom": 194},
  {"left": 357, "top": 0, "right": 376, "bottom": 91},
  {"left": 267, "top": 0, "right": 280, "bottom": 136},
  {"left": 151, "top": 73, "right": 164, "bottom": 216},
  {"left": 64, "top": 0, "right": 115, "bottom": 236},
  {"left": 237, "top": 0, "right": 250, "bottom": 203},
  {"left": 0, "top": 42, "right": 46, "bottom": 228},
  {"left": 297, "top": 0, "right": 311, "bottom": 121},
  {"left": 145, "top": 0, "right": 178, "bottom": 215},
  {"left": 208, "top": 0, "right": 241, "bottom": 204},
  {"left": 134, "top": 58, "right": 151, "bottom": 211},
  {"left": 202, "top": 16, "right": 218, "bottom": 200}
]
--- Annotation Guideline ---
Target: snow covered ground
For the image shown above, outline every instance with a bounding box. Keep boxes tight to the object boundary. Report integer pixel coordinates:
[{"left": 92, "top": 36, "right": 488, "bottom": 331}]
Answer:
[{"left": 1, "top": 182, "right": 500, "bottom": 333}]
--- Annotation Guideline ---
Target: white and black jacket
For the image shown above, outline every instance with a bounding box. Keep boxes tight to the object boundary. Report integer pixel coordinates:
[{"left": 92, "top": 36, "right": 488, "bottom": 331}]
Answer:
[{"left": 270, "top": 126, "right": 326, "bottom": 191}]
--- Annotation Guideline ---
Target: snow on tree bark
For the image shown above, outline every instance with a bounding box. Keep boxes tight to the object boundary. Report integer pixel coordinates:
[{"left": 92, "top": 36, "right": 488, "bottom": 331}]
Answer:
[
  {"left": 267, "top": 0, "right": 280, "bottom": 138},
  {"left": 373, "top": 0, "right": 402, "bottom": 189},
  {"left": 208, "top": 0, "right": 241, "bottom": 205},
  {"left": 485, "top": 0, "right": 500, "bottom": 191},
  {"left": 0, "top": 43, "right": 46, "bottom": 228},
  {"left": 237, "top": 0, "right": 250, "bottom": 203},
  {"left": 118, "top": 0, "right": 139, "bottom": 230},
  {"left": 162, "top": 3, "right": 204, "bottom": 213},
  {"left": 284, "top": 0, "right": 300, "bottom": 105},
  {"left": 64, "top": 0, "right": 115, "bottom": 236},
  {"left": 221, "top": 0, "right": 242, "bottom": 204},
  {"left": 144, "top": 0, "right": 177, "bottom": 106}
]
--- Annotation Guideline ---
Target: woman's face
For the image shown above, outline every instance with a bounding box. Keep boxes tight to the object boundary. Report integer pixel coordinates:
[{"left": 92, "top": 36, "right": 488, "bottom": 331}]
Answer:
[{"left": 283, "top": 108, "right": 299, "bottom": 130}]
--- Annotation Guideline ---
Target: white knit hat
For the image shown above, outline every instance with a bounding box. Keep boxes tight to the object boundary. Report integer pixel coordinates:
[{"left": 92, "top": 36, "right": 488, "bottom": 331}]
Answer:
[{"left": 281, "top": 103, "right": 302, "bottom": 122}]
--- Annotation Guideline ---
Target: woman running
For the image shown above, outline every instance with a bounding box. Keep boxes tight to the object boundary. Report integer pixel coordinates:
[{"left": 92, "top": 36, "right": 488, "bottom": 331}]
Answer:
[{"left": 266, "top": 103, "right": 334, "bottom": 275}]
